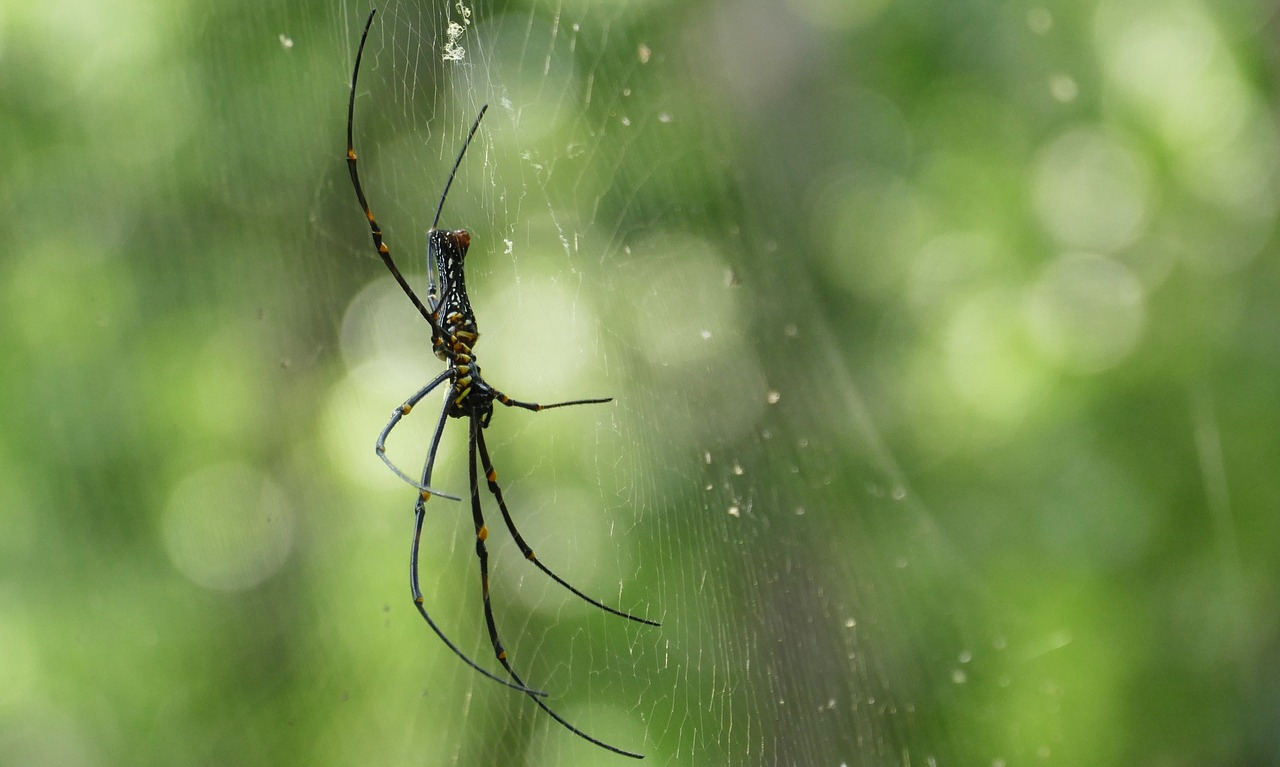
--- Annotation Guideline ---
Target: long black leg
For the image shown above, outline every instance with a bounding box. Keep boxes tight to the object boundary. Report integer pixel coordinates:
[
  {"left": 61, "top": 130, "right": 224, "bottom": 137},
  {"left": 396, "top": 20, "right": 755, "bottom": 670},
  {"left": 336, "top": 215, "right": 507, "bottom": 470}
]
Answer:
[
  {"left": 407, "top": 395, "right": 545, "bottom": 696},
  {"left": 497, "top": 392, "right": 613, "bottom": 413},
  {"left": 431, "top": 105, "right": 488, "bottom": 231},
  {"left": 416, "top": 391, "right": 453, "bottom": 495},
  {"left": 346, "top": 8, "right": 444, "bottom": 338},
  {"left": 466, "top": 418, "right": 644, "bottom": 758},
  {"left": 475, "top": 428, "right": 658, "bottom": 626},
  {"left": 466, "top": 416, "right": 512, "bottom": 671},
  {"left": 376, "top": 371, "right": 460, "bottom": 500}
]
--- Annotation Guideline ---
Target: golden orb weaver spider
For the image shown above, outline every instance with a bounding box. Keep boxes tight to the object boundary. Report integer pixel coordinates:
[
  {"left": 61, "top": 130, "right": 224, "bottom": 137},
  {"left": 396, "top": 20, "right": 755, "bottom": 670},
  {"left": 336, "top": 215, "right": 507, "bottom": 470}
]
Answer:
[{"left": 345, "top": 9, "right": 658, "bottom": 759}]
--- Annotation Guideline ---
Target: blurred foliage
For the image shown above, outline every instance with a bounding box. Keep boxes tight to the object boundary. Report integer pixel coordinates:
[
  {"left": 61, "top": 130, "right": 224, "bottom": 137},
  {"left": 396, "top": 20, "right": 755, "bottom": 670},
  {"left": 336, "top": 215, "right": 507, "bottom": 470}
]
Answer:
[{"left": 3, "top": 0, "right": 1279, "bottom": 765}]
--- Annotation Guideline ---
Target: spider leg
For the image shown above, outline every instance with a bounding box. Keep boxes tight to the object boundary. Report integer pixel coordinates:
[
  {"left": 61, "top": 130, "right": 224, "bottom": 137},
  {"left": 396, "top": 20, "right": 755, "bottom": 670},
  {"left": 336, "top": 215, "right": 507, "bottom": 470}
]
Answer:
[
  {"left": 346, "top": 8, "right": 445, "bottom": 339},
  {"left": 407, "top": 405, "right": 546, "bottom": 697},
  {"left": 376, "top": 371, "right": 461, "bottom": 501},
  {"left": 496, "top": 393, "right": 614, "bottom": 413},
  {"left": 466, "top": 418, "right": 644, "bottom": 759},
  {"left": 475, "top": 428, "right": 659, "bottom": 627}
]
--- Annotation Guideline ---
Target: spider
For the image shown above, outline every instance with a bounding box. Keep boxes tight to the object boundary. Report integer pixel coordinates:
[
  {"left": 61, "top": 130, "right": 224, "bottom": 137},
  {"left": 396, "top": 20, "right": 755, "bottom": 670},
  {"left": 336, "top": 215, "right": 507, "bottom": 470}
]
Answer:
[{"left": 345, "top": 9, "right": 657, "bottom": 759}]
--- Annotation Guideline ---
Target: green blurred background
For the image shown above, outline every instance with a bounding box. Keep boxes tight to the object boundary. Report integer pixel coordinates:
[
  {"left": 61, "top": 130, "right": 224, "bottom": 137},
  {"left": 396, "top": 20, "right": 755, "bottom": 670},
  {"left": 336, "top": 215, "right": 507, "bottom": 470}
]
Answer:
[{"left": 3, "top": 0, "right": 1278, "bottom": 764}]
